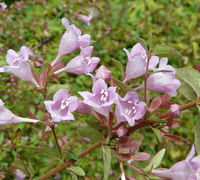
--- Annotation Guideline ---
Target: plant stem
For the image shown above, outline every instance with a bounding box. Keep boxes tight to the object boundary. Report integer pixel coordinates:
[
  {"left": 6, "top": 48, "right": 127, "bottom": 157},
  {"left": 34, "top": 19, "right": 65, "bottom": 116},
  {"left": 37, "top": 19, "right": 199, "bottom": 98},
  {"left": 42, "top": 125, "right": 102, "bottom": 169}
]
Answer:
[
  {"left": 50, "top": 124, "right": 62, "bottom": 159},
  {"left": 37, "top": 138, "right": 106, "bottom": 180}
]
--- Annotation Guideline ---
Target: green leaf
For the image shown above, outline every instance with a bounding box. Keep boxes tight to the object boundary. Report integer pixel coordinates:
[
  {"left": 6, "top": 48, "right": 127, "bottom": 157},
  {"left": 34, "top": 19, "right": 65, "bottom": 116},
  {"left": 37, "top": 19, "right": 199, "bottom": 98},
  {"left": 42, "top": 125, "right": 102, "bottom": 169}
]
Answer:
[
  {"left": 68, "top": 166, "right": 85, "bottom": 176},
  {"left": 68, "top": 150, "right": 78, "bottom": 160},
  {"left": 176, "top": 68, "right": 200, "bottom": 101},
  {"left": 47, "top": 84, "right": 70, "bottom": 98},
  {"left": 0, "top": 134, "right": 4, "bottom": 144},
  {"left": 153, "top": 45, "right": 181, "bottom": 57},
  {"left": 102, "top": 145, "right": 111, "bottom": 180},
  {"left": 19, "top": 146, "right": 60, "bottom": 159},
  {"left": 111, "top": 58, "right": 124, "bottom": 74},
  {"left": 144, "top": 148, "right": 166, "bottom": 171},
  {"left": 136, "top": 36, "right": 147, "bottom": 50},
  {"left": 12, "top": 128, "right": 21, "bottom": 146},
  {"left": 151, "top": 128, "right": 162, "bottom": 144},
  {"left": 12, "top": 159, "right": 29, "bottom": 176},
  {"left": 79, "top": 124, "right": 103, "bottom": 142},
  {"left": 71, "top": 172, "right": 78, "bottom": 180},
  {"left": 195, "top": 116, "right": 200, "bottom": 155},
  {"left": 85, "top": 118, "right": 104, "bottom": 131},
  {"left": 112, "top": 77, "right": 134, "bottom": 95}
]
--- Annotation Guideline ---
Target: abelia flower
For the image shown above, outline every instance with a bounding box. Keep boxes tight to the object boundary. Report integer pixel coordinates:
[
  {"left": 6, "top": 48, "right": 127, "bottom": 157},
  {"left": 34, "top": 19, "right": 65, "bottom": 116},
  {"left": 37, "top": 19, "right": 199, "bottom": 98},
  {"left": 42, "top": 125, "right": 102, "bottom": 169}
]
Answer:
[
  {"left": 0, "top": 99, "right": 39, "bottom": 125},
  {"left": 137, "top": 58, "right": 181, "bottom": 97},
  {"left": 15, "top": 169, "right": 26, "bottom": 180},
  {"left": 0, "top": 46, "right": 39, "bottom": 87},
  {"left": 95, "top": 65, "right": 112, "bottom": 82},
  {"left": 75, "top": 99, "right": 92, "bottom": 114},
  {"left": 54, "top": 46, "right": 100, "bottom": 75},
  {"left": 114, "top": 92, "right": 146, "bottom": 126},
  {"left": 169, "top": 104, "right": 181, "bottom": 118},
  {"left": 152, "top": 145, "right": 200, "bottom": 180},
  {"left": 123, "top": 43, "right": 159, "bottom": 82},
  {"left": 78, "top": 14, "right": 93, "bottom": 26},
  {"left": 44, "top": 89, "right": 78, "bottom": 122},
  {"left": 51, "top": 18, "right": 91, "bottom": 67},
  {"left": 78, "top": 79, "right": 116, "bottom": 118},
  {"left": 0, "top": 2, "right": 7, "bottom": 11}
]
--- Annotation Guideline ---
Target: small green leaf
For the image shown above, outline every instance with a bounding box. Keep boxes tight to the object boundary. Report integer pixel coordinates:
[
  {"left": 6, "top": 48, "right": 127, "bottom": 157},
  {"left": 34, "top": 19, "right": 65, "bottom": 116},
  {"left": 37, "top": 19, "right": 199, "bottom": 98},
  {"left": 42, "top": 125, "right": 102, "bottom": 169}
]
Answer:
[
  {"left": 136, "top": 36, "right": 147, "bottom": 50},
  {"left": 144, "top": 148, "right": 166, "bottom": 171},
  {"left": 151, "top": 128, "right": 162, "bottom": 144},
  {"left": 12, "top": 128, "right": 21, "bottom": 146},
  {"left": 176, "top": 68, "right": 200, "bottom": 100},
  {"left": 19, "top": 146, "right": 60, "bottom": 159},
  {"left": 71, "top": 172, "right": 78, "bottom": 180},
  {"left": 112, "top": 77, "right": 134, "bottom": 95},
  {"left": 153, "top": 45, "right": 181, "bottom": 57},
  {"left": 111, "top": 58, "right": 124, "bottom": 74},
  {"left": 68, "top": 166, "right": 85, "bottom": 176},
  {"left": 47, "top": 84, "right": 70, "bottom": 98},
  {"left": 0, "top": 134, "right": 4, "bottom": 144},
  {"left": 68, "top": 150, "right": 78, "bottom": 160},
  {"left": 102, "top": 145, "right": 111, "bottom": 180},
  {"left": 85, "top": 118, "right": 104, "bottom": 131},
  {"left": 79, "top": 124, "right": 103, "bottom": 142},
  {"left": 12, "top": 159, "right": 29, "bottom": 176},
  {"left": 195, "top": 116, "right": 200, "bottom": 155}
]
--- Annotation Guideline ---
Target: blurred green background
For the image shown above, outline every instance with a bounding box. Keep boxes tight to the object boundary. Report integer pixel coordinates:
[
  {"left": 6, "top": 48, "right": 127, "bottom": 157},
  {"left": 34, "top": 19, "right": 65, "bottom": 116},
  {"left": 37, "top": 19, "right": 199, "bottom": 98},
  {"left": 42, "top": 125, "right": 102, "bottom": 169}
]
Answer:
[{"left": 0, "top": 0, "right": 200, "bottom": 179}]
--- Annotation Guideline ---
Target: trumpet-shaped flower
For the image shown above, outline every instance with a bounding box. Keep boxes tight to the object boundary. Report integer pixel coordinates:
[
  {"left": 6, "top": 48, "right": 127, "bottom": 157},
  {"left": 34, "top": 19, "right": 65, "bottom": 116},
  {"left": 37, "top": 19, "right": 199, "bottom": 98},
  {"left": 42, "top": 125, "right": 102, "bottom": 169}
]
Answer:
[
  {"left": 78, "top": 79, "right": 116, "bottom": 118},
  {"left": 44, "top": 89, "right": 78, "bottom": 122},
  {"left": 114, "top": 92, "right": 146, "bottom": 126},
  {"left": 152, "top": 145, "right": 200, "bottom": 180},
  {"left": 51, "top": 18, "right": 91, "bottom": 67},
  {"left": 123, "top": 43, "right": 159, "bottom": 82},
  {"left": 136, "top": 58, "right": 181, "bottom": 97},
  {"left": 0, "top": 46, "right": 39, "bottom": 87},
  {"left": 0, "top": 99, "right": 38, "bottom": 125},
  {"left": 55, "top": 46, "right": 99, "bottom": 75}
]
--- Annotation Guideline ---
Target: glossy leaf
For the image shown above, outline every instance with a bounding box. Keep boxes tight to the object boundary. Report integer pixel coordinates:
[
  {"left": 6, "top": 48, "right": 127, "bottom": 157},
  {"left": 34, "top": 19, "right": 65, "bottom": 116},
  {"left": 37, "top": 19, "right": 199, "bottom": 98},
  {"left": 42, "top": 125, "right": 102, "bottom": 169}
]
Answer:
[
  {"left": 153, "top": 45, "right": 181, "bottom": 57},
  {"left": 176, "top": 67, "right": 200, "bottom": 100},
  {"left": 144, "top": 148, "right": 166, "bottom": 171},
  {"left": 68, "top": 166, "right": 85, "bottom": 176},
  {"left": 195, "top": 116, "right": 200, "bottom": 155},
  {"left": 151, "top": 128, "right": 162, "bottom": 144},
  {"left": 111, "top": 58, "right": 124, "bottom": 74},
  {"left": 112, "top": 77, "right": 134, "bottom": 95},
  {"left": 102, "top": 145, "right": 111, "bottom": 180}
]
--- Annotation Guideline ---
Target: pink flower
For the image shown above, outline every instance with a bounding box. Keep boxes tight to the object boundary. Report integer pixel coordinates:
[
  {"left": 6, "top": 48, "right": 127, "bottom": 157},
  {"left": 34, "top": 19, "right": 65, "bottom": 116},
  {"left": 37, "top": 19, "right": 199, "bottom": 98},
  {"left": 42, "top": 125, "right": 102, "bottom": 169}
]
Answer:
[
  {"left": 15, "top": 169, "right": 26, "bottom": 180},
  {"left": 44, "top": 89, "right": 79, "bottom": 122},
  {"left": 0, "top": 2, "right": 7, "bottom": 11},
  {"left": 169, "top": 104, "right": 181, "bottom": 118},
  {"left": 95, "top": 65, "right": 112, "bottom": 82},
  {"left": 0, "top": 46, "right": 39, "bottom": 87},
  {"left": 152, "top": 145, "right": 200, "bottom": 180},
  {"left": 78, "top": 14, "right": 93, "bottom": 26},
  {"left": 51, "top": 18, "right": 91, "bottom": 67},
  {"left": 137, "top": 58, "right": 181, "bottom": 97},
  {"left": 123, "top": 43, "right": 159, "bottom": 82},
  {"left": 114, "top": 92, "right": 146, "bottom": 126},
  {"left": 78, "top": 79, "right": 116, "bottom": 118},
  {"left": 54, "top": 46, "right": 99, "bottom": 75},
  {"left": 0, "top": 99, "right": 39, "bottom": 125}
]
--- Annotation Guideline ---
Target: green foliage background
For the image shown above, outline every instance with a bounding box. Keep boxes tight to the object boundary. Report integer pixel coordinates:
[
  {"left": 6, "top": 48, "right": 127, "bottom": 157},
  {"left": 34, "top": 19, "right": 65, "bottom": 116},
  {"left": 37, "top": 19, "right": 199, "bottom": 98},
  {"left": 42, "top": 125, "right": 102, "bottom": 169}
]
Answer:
[{"left": 0, "top": 0, "right": 200, "bottom": 179}]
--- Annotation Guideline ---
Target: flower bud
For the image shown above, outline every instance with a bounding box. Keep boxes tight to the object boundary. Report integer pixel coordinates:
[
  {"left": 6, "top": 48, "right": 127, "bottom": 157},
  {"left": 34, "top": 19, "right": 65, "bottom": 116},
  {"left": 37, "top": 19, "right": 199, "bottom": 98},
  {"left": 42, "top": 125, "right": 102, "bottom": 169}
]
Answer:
[
  {"left": 169, "top": 104, "right": 181, "bottom": 118},
  {"left": 95, "top": 65, "right": 112, "bottom": 82}
]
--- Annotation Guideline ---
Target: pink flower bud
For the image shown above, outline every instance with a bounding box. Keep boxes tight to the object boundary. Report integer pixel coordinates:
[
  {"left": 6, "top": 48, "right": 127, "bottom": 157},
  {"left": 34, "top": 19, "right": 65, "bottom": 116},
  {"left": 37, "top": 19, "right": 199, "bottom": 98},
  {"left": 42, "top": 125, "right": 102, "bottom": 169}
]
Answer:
[
  {"left": 169, "top": 104, "right": 181, "bottom": 118},
  {"left": 95, "top": 65, "right": 112, "bottom": 82}
]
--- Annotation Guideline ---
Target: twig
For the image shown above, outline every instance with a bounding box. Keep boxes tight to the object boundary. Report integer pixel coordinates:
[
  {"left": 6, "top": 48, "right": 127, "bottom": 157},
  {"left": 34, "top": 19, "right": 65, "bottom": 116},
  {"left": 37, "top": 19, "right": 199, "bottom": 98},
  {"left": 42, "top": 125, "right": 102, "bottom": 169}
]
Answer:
[{"left": 37, "top": 138, "right": 106, "bottom": 180}]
